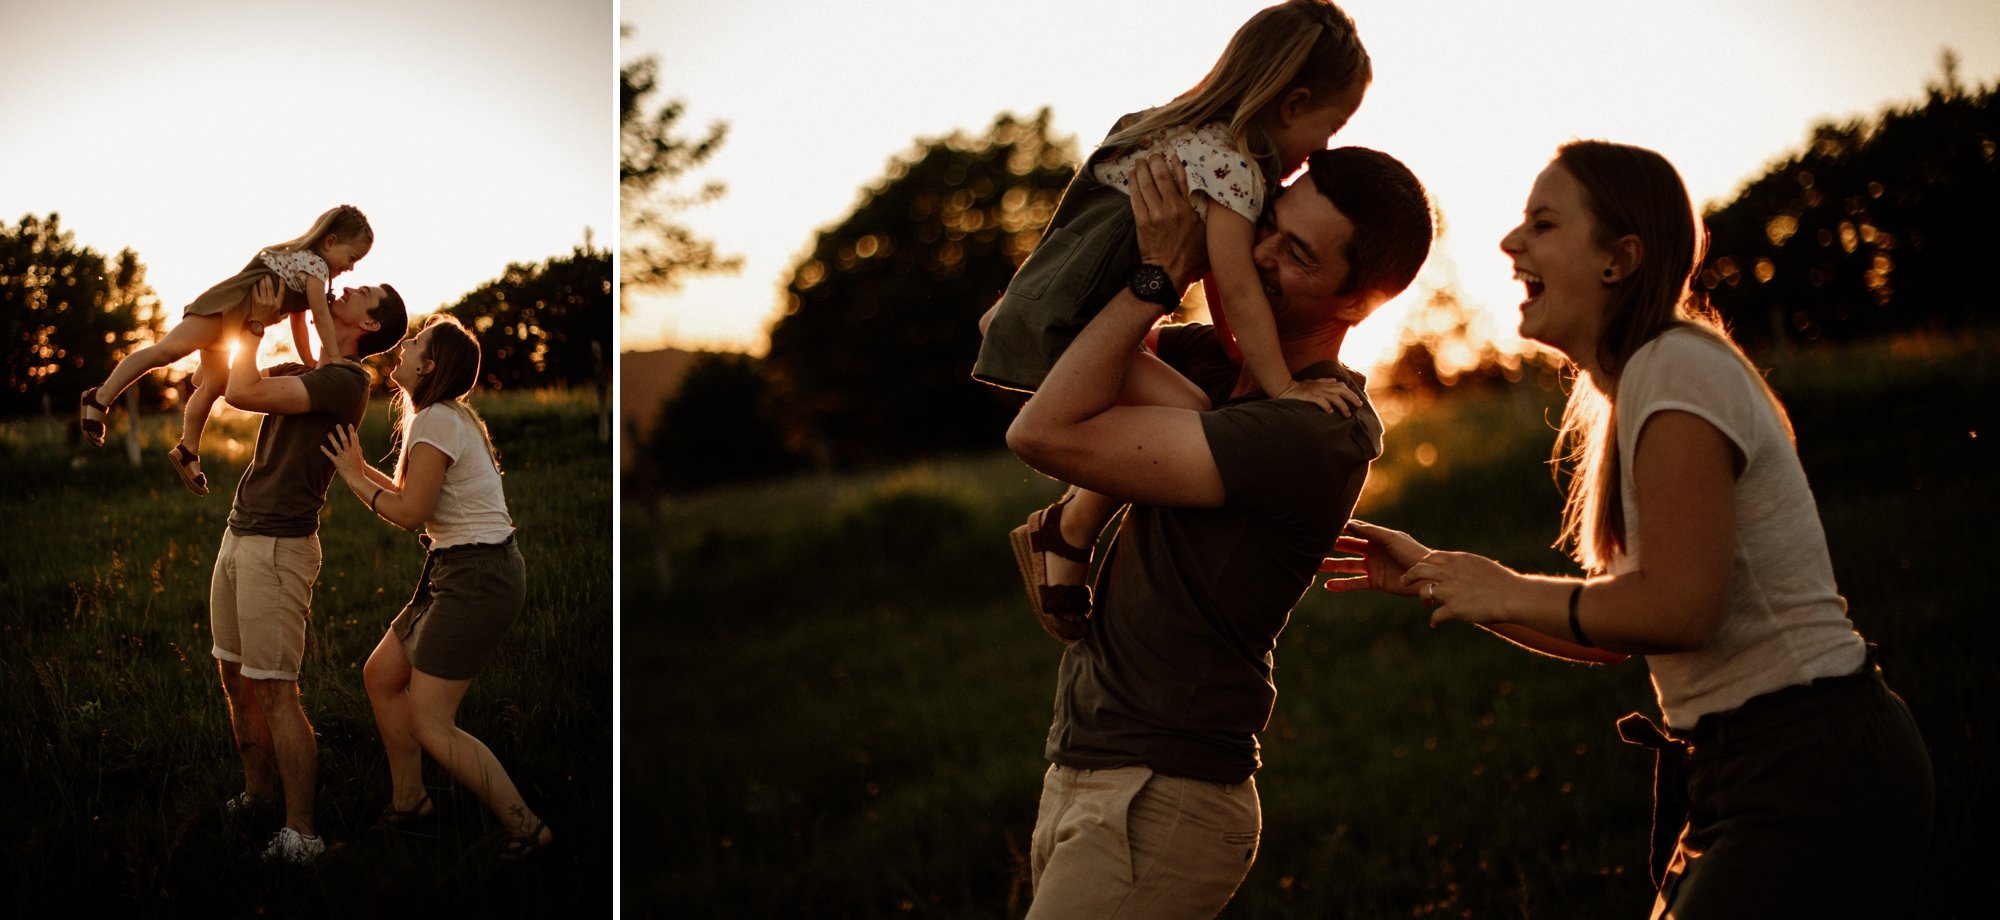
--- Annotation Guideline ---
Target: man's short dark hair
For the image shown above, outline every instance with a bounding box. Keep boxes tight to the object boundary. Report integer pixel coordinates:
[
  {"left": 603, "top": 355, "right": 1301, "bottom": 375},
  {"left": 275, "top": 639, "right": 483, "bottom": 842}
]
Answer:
[
  {"left": 355, "top": 284, "right": 409, "bottom": 358},
  {"left": 1307, "top": 146, "right": 1433, "bottom": 300}
]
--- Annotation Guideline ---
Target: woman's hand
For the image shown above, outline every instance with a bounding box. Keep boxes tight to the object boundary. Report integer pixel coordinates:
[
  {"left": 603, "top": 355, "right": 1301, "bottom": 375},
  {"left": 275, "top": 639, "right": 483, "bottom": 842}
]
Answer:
[
  {"left": 319, "top": 424, "right": 365, "bottom": 480},
  {"left": 1399, "top": 550, "right": 1529, "bottom": 628},
  {"left": 1321, "top": 519, "right": 1431, "bottom": 596}
]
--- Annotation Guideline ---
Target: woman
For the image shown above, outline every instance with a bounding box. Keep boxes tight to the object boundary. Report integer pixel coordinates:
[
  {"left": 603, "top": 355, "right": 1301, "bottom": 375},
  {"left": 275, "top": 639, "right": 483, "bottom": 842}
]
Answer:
[
  {"left": 323, "top": 314, "right": 553, "bottom": 860},
  {"left": 1323, "top": 141, "right": 1931, "bottom": 916}
]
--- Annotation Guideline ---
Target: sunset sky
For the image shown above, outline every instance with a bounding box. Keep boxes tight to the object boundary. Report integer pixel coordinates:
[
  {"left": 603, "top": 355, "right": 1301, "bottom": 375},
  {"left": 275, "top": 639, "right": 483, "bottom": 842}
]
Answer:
[
  {"left": 624, "top": 0, "right": 1999, "bottom": 373},
  {"left": 0, "top": 0, "right": 612, "bottom": 362}
]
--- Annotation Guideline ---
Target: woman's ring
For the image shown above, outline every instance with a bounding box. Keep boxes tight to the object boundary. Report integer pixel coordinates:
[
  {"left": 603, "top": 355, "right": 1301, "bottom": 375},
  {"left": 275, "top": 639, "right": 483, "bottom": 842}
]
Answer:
[{"left": 1424, "top": 581, "right": 1437, "bottom": 602}]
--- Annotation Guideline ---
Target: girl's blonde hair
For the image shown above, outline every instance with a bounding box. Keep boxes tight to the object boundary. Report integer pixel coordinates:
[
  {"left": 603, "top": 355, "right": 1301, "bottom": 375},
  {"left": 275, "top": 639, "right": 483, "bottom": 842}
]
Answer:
[
  {"left": 268, "top": 204, "right": 372, "bottom": 255},
  {"left": 1100, "top": 0, "right": 1370, "bottom": 174},
  {"left": 1547, "top": 140, "right": 1791, "bottom": 572},
  {"left": 392, "top": 314, "right": 503, "bottom": 479}
]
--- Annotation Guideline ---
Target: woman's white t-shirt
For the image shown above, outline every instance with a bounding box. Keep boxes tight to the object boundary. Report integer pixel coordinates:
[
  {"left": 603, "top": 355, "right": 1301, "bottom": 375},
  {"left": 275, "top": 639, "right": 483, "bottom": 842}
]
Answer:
[
  {"left": 408, "top": 403, "right": 514, "bottom": 549},
  {"left": 1612, "top": 327, "right": 1866, "bottom": 729}
]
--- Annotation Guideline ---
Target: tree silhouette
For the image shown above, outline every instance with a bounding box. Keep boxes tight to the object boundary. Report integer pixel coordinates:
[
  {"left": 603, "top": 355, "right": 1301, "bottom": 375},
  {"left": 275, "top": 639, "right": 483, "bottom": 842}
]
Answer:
[
  {"left": 763, "top": 109, "right": 1078, "bottom": 467},
  {"left": 0, "top": 214, "right": 164, "bottom": 417},
  {"left": 1701, "top": 54, "right": 1999, "bottom": 349},
  {"left": 649, "top": 352, "right": 799, "bottom": 491},
  {"left": 620, "top": 39, "right": 741, "bottom": 308},
  {"left": 445, "top": 243, "right": 612, "bottom": 392},
  {"left": 1381, "top": 286, "right": 1526, "bottom": 400}
]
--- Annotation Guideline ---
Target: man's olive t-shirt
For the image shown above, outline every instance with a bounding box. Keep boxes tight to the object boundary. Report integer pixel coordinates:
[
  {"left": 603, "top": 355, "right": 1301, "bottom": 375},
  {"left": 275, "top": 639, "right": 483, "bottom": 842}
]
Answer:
[
  {"left": 1045, "top": 361, "right": 1382, "bottom": 784},
  {"left": 226, "top": 362, "right": 370, "bottom": 538}
]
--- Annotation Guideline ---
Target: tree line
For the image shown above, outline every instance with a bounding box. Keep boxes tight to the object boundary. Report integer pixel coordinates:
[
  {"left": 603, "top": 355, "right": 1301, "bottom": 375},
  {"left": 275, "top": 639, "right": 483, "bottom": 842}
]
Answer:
[
  {"left": 1701, "top": 54, "right": 1996, "bottom": 349},
  {"left": 0, "top": 215, "right": 610, "bottom": 422}
]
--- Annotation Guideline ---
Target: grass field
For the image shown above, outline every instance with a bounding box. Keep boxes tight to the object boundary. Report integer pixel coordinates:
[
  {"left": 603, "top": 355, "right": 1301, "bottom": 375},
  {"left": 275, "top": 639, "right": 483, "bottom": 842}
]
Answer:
[
  {"left": 625, "top": 330, "right": 1993, "bottom": 918},
  {"left": 0, "top": 388, "right": 612, "bottom": 917}
]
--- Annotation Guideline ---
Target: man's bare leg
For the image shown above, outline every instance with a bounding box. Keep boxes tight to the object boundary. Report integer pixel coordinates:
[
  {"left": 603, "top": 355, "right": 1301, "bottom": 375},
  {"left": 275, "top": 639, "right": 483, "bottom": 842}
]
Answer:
[
  {"left": 249, "top": 678, "right": 317, "bottom": 837},
  {"left": 219, "top": 660, "right": 278, "bottom": 802}
]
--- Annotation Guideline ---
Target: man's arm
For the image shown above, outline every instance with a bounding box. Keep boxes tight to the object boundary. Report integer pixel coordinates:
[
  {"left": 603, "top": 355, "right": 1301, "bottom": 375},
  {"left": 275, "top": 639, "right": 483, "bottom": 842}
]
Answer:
[
  {"left": 1006, "top": 155, "right": 1225, "bottom": 509},
  {"left": 225, "top": 279, "right": 315, "bottom": 415}
]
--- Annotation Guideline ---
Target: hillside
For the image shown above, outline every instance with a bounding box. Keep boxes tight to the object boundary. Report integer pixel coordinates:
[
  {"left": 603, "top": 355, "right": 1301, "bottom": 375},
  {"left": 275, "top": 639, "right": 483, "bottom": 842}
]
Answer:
[{"left": 620, "top": 346, "right": 699, "bottom": 469}]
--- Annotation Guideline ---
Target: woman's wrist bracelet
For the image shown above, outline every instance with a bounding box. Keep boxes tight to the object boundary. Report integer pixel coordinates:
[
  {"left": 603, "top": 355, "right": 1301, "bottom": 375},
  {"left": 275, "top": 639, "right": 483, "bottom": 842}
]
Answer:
[
  {"left": 1568, "top": 582, "right": 1595, "bottom": 648},
  {"left": 370, "top": 486, "right": 386, "bottom": 514}
]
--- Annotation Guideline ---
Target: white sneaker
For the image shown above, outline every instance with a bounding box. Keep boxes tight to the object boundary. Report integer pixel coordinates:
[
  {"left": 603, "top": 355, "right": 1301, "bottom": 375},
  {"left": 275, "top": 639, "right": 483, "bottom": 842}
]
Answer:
[{"left": 261, "top": 827, "right": 326, "bottom": 865}]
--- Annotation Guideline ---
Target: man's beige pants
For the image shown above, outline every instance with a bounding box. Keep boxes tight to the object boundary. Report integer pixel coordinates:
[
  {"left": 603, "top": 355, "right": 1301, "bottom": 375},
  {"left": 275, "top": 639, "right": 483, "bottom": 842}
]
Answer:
[{"left": 1028, "top": 764, "right": 1260, "bottom": 919}]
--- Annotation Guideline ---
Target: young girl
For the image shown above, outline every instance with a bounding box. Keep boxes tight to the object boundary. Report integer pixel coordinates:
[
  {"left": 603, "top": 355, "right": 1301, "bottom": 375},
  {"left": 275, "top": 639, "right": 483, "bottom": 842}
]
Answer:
[
  {"left": 973, "top": 0, "right": 1373, "bottom": 641},
  {"left": 321, "top": 314, "right": 553, "bottom": 861},
  {"left": 1324, "top": 141, "right": 1933, "bottom": 914},
  {"left": 78, "top": 204, "right": 373, "bottom": 495}
]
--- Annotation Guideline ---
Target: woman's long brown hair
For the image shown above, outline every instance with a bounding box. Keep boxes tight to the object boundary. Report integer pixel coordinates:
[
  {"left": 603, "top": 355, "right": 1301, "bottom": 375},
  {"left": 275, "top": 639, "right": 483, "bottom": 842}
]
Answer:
[
  {"left": 1547, "top": 141, "right": 1786, "bottom": 571},
  {"left": 392, "top": 314, "right": 502, "bottom": 479}
]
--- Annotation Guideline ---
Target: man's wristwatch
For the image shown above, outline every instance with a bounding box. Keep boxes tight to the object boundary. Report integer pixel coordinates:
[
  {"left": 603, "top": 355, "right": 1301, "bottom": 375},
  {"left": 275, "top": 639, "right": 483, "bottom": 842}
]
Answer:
[
  {"left": 1127, "top": 263, "right": 1182, "bottom": 314},
  {"left": 244, "top": 320, "right": 266, "bottom": 337}
]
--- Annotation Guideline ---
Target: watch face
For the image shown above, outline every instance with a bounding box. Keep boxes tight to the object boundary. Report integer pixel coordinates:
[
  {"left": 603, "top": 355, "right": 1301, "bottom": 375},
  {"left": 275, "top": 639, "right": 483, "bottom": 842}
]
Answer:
[{"left": 1131, "top": 265, "right": 1173, "bottom": 306}]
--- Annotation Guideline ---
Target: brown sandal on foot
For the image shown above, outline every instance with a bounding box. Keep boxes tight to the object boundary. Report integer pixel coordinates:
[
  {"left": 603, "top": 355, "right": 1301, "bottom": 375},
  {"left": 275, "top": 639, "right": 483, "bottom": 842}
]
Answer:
[
  {"left": 167, "top": 443, "right": 209, "bottom": 496},
  {"left": 373, "top": 792, "right": 435, "bottom": 832},
  {"left": 500, "top": 820, "right": 552, "bottom": 862},
  {"left": 1008, "top": 494, "right": 1094, "bottom": 643},
  {"left": 79, "top": 388, "right": 109, "bottom": 447}
]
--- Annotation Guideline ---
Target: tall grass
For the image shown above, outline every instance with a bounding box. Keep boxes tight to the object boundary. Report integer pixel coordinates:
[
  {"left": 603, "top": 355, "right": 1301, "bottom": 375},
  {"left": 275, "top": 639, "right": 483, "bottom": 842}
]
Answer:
[
  {"left": 1, "top": 389, "right": 611, "bottom": 917},
  {"left": 626, "top": 330, "right": 1993, "bottom": 918}
]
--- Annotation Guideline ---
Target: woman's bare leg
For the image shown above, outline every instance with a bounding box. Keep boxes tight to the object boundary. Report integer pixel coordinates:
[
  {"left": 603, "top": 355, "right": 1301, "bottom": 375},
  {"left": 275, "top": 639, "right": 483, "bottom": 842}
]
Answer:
[
  {"left": 362, "top": 631, "right": 429, "bottom": 813},
  {"left": 406, "top": 669, "right": 550, "bottom": 844}
]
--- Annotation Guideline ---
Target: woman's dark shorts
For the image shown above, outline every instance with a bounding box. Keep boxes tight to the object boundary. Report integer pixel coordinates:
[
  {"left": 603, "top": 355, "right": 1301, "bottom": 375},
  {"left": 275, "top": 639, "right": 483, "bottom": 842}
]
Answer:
[{"left": 392, "top": 535, "right": 526, "bottom": 680}]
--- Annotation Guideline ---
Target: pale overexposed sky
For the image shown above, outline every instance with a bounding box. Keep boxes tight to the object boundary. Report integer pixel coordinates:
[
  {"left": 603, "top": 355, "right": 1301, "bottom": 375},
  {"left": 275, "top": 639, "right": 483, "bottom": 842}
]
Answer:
[
  {"left": 623, "top": 0, "right": 2000, "bottom": 373},
  {"left": 0, "top": 0, "right": 613, "bottom": 361}
]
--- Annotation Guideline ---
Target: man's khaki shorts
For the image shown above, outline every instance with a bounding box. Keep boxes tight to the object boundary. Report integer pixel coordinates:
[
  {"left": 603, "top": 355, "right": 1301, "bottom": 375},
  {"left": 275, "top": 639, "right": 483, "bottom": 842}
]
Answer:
[
  {"left": 209, "top": 530, "right": 320, "bottom": 682},
  {"left": 1028, "top": 763, "right": 1260, "bottom": 917}
]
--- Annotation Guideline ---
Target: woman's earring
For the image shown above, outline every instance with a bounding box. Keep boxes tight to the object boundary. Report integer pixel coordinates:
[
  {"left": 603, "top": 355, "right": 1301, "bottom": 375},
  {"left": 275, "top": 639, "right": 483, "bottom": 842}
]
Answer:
[{"left": 1602, "top": 268, "right": 1615, "bottom": 280}]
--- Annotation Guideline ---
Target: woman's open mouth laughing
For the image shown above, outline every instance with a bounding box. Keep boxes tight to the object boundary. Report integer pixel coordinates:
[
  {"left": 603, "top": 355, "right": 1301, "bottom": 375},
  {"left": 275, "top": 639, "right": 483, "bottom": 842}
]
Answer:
[{"left": 1513, "top": 268, "right": 1545, "bottom": 309}]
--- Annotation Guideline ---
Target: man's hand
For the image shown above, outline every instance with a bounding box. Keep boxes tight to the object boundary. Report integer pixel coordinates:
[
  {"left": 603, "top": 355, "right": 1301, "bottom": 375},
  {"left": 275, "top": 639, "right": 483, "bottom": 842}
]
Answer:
[
  {"left": 246, "top": 277, "right": 282, "bottom": 328},
  {"left": 1130, "top": 154, "right": 1207, "bottom": 288}
]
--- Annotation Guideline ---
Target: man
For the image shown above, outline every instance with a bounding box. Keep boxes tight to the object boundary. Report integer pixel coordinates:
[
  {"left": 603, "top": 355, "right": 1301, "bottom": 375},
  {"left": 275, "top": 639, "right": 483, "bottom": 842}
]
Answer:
[
  {"left": 214, "top": 279, "right": 407, "bottom": 864},
  {"left": 1006, "top": 147, "right": 1432, "bottom": 916}
]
